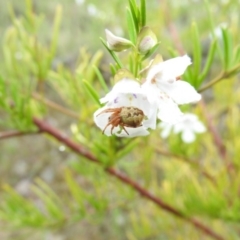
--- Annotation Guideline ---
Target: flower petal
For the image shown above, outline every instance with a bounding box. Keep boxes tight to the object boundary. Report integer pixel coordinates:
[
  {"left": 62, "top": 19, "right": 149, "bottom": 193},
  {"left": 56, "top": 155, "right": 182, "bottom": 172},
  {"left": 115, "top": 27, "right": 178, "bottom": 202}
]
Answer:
[
  {"left": 147, "top": 55, "right": 191, "bottom": 83},
  {"left": 161, "top": 55, "right": 191, "bottom": 78},
  {"left": 159, "top": 122, "right": 173, "bottom": 138},
  {"left": 157, "top": 99, "right": 183, "bottom": 123},
  {"left": 100, "top": 78, "right": 141, "bottom": 103},
  {"left": 159, "top": 80, "right": 201, "bottom": 104},
  {"left": 116, "top": 126, "right": 149, "bottom": 138},
  {"left": 181, "top": 129, "right": 196, "bottom": 143},
  {"left": 192, "top": 121, "right": 206, "bottom": 133}
]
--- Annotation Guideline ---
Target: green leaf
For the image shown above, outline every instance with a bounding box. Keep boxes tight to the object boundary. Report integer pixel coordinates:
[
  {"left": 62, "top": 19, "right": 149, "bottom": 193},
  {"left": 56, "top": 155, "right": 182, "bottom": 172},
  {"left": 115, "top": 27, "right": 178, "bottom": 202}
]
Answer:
[
  {"left": 110, "top": 63, "right": 117, "bottom": 76},
  {"left": 49, "top": 5, "right": 62, "bottom": 60},
  {"left": 233, "top": 44, "right": 240, "bottom": 65},
  {"left": 31, "top": 182, "right": 64, "bottom": 220},
  {"left": 116, "top": 138, "right": 140, "bottom": 159},
  {"left": 221, "top": 27, "right": 233, "bottom": 70},
  {"left": 126, "top": 7, "right": 137, "bottom": 43},
  {"left": 82, "top": 80, "right": 101, "bottom": 106},
  {"left": 191, "top": 22, "right": 201, "bottom": 86},
  {"left": 140, "top": 0, "right": 146, "bottom": 27},
  {"left": 93, "top": 65, "right": 109, "bottom": 93},
  {"left": 198, "top": 39, "right": 217, "bottom": 87},
  {"left": 128, "top": 0, "right": 139, "bottom": 33},
  {"left": 100, "top": 37, "right": 123, "bottom": 69},
  {"left": 64, "top": 169, "right": 86, "bottom": 215}
]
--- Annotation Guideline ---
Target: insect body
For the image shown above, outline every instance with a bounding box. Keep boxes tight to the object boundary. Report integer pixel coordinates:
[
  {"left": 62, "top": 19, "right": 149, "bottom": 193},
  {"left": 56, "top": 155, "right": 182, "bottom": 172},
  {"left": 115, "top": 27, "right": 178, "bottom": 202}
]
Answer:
[{"left": 97, "top": 107, "right": 145, "bottom": 135}]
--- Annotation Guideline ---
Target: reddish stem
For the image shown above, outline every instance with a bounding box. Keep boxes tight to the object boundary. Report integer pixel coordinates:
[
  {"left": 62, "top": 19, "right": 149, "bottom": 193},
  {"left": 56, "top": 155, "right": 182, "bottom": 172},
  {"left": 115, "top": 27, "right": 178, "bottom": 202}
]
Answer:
[
  {"left": 33, "top": 117, "right": 224, "bottom": 240},
  {"left": 0, "top": 130, "right": 42, "bottom": 140}
]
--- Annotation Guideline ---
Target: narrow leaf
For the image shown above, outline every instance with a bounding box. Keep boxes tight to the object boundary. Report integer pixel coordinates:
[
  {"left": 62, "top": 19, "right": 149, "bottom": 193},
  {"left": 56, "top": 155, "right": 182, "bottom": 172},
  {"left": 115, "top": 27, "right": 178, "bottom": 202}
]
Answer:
[
  {"left": 126, "top": 7, "right": 137, "bottom": 43},
  {"left": 100, "top": 37, "right": 123, "bottom": 69},
  {"left": 221, "top": 27, "right": 233, "bottom": 70},
  {"left": 234, "top": 44, "right": 240, "bottom": 65},
  {"left": 198, "top": 39, "right": 217, "bottom": 87},
  {"left": 83, "top": 80, "right": 101, "bottom": 106},
  {"left": 128, "top": 0, "right": 139, "bottom": 33},
  {"left": 116, "top": 139, "right": 140, "bottom": 159},
  {"left": 49, "top": 5, "right": 62, "bottom": 58},
  {"left": 93, "top": 65, "right": 109, "bottom": 93},
  {"left": 140, "top": 0, "right": 146, "bottom": 27},
  {"left": 191, "top": 22, "right": 201, "bottom": 85}
]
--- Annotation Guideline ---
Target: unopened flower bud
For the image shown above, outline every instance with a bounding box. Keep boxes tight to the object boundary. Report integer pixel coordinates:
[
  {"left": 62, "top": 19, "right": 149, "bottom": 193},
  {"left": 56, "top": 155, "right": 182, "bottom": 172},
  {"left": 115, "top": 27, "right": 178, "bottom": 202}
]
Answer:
[
  {"left": 105, "top": 29, "right": 133, "bottom": 52},
  {"left": 137, "top": 27, "right": 157, "bottom": 54},
  {"left": 114, "top": 69, "right": 135, "bottom": 83}
]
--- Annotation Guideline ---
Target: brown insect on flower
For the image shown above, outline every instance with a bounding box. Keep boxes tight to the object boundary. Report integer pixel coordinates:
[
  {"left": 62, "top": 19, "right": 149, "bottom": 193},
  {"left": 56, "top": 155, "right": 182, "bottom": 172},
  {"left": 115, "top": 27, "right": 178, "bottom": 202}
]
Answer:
[{"left": 97, "top": 107, "right": 146, "bottom": 135}]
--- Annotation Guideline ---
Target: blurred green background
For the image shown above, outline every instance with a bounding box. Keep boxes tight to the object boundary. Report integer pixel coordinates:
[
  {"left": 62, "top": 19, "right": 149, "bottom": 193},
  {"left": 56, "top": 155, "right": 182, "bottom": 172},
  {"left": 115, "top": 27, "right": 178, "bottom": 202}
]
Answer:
[{"left": 1, "top": 0, "right": 240, "bottom": 239}]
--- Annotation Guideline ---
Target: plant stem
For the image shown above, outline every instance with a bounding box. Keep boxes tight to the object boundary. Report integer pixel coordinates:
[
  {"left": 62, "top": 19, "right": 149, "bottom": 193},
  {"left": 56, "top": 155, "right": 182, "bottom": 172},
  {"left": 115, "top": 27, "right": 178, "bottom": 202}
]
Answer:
[
  {"left": 33, "top": 117, "right": 225, "bottom": 240},
  {"left": 0, "top": 130, "right": 42, "bottom": 140},
  {"left": 199, "top": 62, "right": 240, "bottom": 92},
  {"left": 198, "top": 72, "right": 225, "bottom": 92}
]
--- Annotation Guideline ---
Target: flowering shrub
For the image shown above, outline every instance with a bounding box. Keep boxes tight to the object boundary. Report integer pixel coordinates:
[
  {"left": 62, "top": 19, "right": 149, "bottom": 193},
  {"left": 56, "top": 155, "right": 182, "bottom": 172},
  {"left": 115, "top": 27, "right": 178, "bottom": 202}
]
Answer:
[{"left": 94, "top": 28, "right": 202, "bottom": 140}]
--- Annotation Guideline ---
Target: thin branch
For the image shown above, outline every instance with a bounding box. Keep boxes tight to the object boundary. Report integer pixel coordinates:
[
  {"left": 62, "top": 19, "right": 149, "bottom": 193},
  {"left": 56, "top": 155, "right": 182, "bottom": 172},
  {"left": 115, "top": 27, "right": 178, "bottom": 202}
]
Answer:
[
  {"left": 32, "top": 92, "right": 79, "bottom": 119},
  {"left": 33, "top": 117, "right": 225, "bottom": 240},
  {"left": 199, "top": 63, "right": 240, "bottom": 92},
  {"left": 0, "top": 130, "right": 42, "bottom": 140}
]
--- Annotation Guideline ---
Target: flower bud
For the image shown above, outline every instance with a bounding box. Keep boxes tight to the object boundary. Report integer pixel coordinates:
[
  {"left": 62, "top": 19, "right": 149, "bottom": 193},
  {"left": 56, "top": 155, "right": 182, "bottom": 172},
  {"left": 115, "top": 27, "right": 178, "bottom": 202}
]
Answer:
[
  {"left": 114, "top": 69, "right": 135, "bottom": 83},
  {"left": 137, "top": 27, "right": 157, "bottom": 54},
  {"left": 105, "top": 29, "right": 133, "bottom": 52}
]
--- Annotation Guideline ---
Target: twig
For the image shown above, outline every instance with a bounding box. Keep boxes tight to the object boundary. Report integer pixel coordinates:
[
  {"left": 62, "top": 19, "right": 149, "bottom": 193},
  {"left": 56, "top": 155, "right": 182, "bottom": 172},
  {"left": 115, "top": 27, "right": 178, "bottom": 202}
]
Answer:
[
  {"left": 199, "top": 63, "right": 240, "bottom": 92},
  {"left": 33, "top": 117, "right": 225, "bottom": 240},
  {"left": 0, "top": 130, "right": 42, "bottom": 140}
]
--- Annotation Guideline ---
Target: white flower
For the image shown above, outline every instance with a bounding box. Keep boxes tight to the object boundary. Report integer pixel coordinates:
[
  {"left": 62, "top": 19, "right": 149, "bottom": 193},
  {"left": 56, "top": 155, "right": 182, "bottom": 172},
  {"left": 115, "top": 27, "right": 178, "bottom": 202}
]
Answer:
[
  {"left": 94, "top": 79, "right": 157, "bottom": 137},
  {"left": 159, "top": 113, "right": 206, "bottom": 143},
  {"left": 142, "top": 55, "right": 201, "bottom": 123}
]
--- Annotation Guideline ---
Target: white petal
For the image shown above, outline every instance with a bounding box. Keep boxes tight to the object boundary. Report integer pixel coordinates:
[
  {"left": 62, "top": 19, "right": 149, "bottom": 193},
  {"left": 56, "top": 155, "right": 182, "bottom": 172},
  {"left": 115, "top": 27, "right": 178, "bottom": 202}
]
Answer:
[
  {"left": 146, "top": 64, "right": 164, "bottom": 83},
  {"left": 159, "top": 80, "right": 201, "bottom": 105},
  {"left": 100, "top": 78, "right": 141, "bottom": 103},
  {"left": 159, "top": 123, "right": 172, "bottom": 138},
  {"left": 116, "top": 126, "right": 149, "bottom": 138},
  {"left": 141, "top": 82, "right": 158, "bottom": 104},
  {"left": 147, "top": 55, "right": 191, "bottom": 84},
  {"left": 157, "top": 99, "right": 183, "bottom": 123},
  {"left": 173, "top": 122, "right": 185, "bottom": 134},
  {"left": 161, "top": 55, "right": 191, "bottom": 79},
  {"left": 143, "top": 103, "right": 157, "bottom": 130},
  {"left": 181, "top": 130, "right": 196, "bottom": 143},
  {"left": 192, "top": 121, "right": 206, "bottom": 133}
]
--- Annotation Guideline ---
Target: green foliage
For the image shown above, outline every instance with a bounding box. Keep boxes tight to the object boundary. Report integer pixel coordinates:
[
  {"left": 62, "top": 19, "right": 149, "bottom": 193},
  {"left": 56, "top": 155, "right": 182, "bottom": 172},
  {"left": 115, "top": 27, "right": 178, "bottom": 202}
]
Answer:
[{"left": 1, "top": 0, "right": 240, "bottom": 239}]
